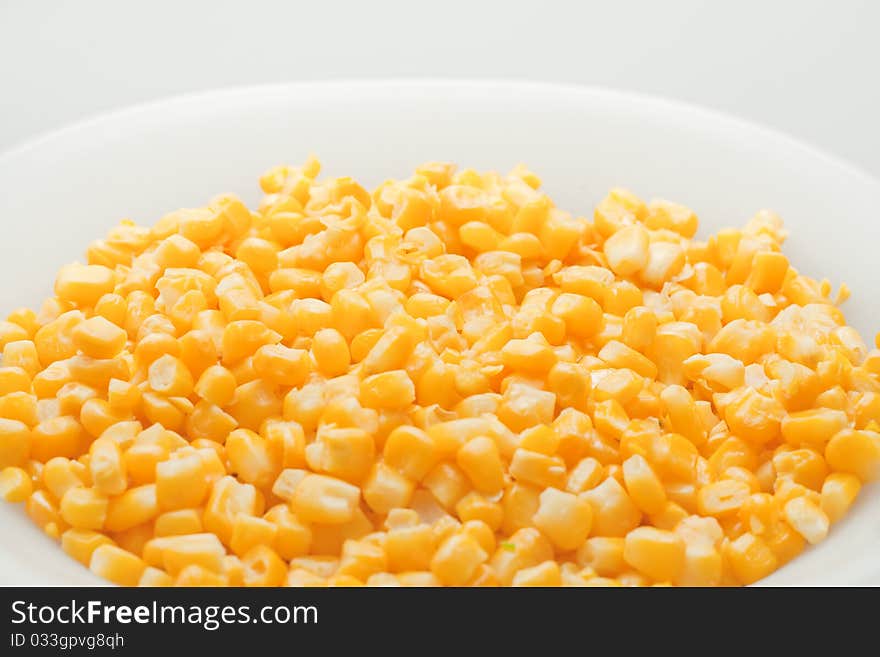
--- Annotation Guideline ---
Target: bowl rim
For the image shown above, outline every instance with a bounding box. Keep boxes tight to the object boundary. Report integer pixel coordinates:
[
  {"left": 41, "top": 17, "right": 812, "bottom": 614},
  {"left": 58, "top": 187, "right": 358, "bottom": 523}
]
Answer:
[{"left": 1, "top": 78, "right": 878, "bottom": 191}]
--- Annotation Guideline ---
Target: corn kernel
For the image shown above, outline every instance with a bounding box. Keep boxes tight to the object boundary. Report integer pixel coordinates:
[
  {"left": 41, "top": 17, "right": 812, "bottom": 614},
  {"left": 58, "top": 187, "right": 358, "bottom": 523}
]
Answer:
[
  {"left": 623, "top": 526, "right": 686, "bottom": 582},
  {"left": 725, "top": 532, "right": 778, "bottom": 584},
  {"left": 825, "top": 429, "right": 880, "bottom": 482},
  {"left": 62, "top": 528, "right": 114, "bottom": 566},
  {"left": 430, "top": 533, "right": 488, "bottom": 586},
  {"left": 622, "top": 454, "right": 667, "bottom": 515},
  {"left": 532, "top": 487, "right": 592, "bottom": 551},
  {"left": 580, "top": 477, "right": 641, "bottom": 537},
  {"left": 0, "top": 466, "right": 33, "bottom": 502},
  {"left": 60, "top": 487, "right": 108, "bottom": 530},
  {"left": 292, "top": 474, "right": 360, "bottom": 524},
  {"left": 820, "top": 472, "right": 861, "bottom": 523}
]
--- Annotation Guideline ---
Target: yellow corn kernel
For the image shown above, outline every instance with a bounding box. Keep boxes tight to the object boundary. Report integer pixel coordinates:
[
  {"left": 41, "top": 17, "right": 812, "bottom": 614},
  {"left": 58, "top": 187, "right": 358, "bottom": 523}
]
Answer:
[
  {"left": 55, "top": 264, "right": 116, "bottom": 307},
  {"left": 512, "top": 560, "right": 562, "bottom": 587},
  {"left": 456, "top": 436, "right": 505, "bottom": 494},
  {"left": 359, "top": 370, "right": 415, "bottom": 411},
  {"left": 72, "top": 316, "right": 127, "bottom": 359},
  {"left": 621, "top": 306, "right": 657, "bottom": 352},
  {"left": 154, "top": 509, "right": 204, "bottom": 537},
  {"left": 825, "top": 429, "right": 880, "bottom": 482},
  {"left": 532, "top": 487, "right": 592, "bottom": 551},
  {"left": 0, "top": 390, "right": 38, "bottom": 426},
  {"left": 640, "top": 241, "right": 685, "bottom": 289},
  {"left": 709, "top": 319, "right": 775, "bottom": 366},
  {"left": 519, "top": 424, "right": 560, "bottom": 456},
  {"left": 660, "top": 384, "right": 707, "bottom": 447},
  {"left": 772, "top": 448, "right": 828, "bottom": 491},
  {"left": 270, "top": 468, "right": 306, "bottom": 502},
  {"left": 362, "top": 462, "right": 415, "bottom": 514},
  {"left": 622, "top": 454, "right": 667, "bottom": 515},
  {"left": 89, "top": 544, "right": 146, "bottom": 586},
  {"left": 591, "top": 398, "right": 630, "bottom": 440},
  {"left": 697, "top": 479, "right": 751, "bottom": 518},
  {"left": 153, "top": 233, "right": 201, "bottom": 268},
  {"left": 0, "top": 418, "right": 30, "bottom": 468},
  {"left": 596, "top": 343, "right": 656, "bottom": 382},
  {"left": 501, "top": 337, "right": 557, "bottom": 376},
  {"left": 489, "top": 527, "right": 553, "bottom": 586},
  {"left": 430, "top": 532, "right": 488, "bottom": 586},
  {"left": 89, "top": 437, "right": 127, "bottom": 496},
  {"left": 509, "top": 448, "right": 566, "bottom": 489},
  {"left": 603, "top": 224, "right": 648, "bottom": 276},
  {"left": 31, "top": 416, "right": 86, "bottom": 462},
  {"left": 820, "top": 472, "right": 861, "bottom": 523},
  {"left": 229, "top": 514, "right": 278, "bottom": 557},
  {"left": 263, "top": 504, "right": 311, "bottom": 560},
  {"left": 122, "top": 442, "right": 166, "bottom": 486},
  {"left": 193, "top": 364, "right": 236, "bottom": 407},
  {"left": 140, "top": 392, "right": 186, "bottom": 432},
  {"left": 25, "top": 488, "right": 62, "bottom": 535},
  {"left": 0, "top": 465, "right": 33, "bottom": 502},
  {"left": 105, "top": 379, "right": 140, "bottom": 414},
  {"left": 725, "top": 532, "right": 778, "bottom": 584},
  {"left": 41, "top": 457, "right": 85, "bottom": 499},
  {"left": 384, "top": 521, "right": 435, "bottom": 572},
  {"left": 723, "top": 388, "right": 784, "bottom": 445},
  {"left": 61, "top": 528, "right": 114, "bottom": 566},
  {"left": 576, "top": 537, "right": 626, "bottom": 577},
  {"left": 60, "top": 487, "right": 108, "bottom": 530},
  {"left": 92, "top": 293, "right": 127, "bottom": 328},
  {"left": 0, "top": 321, "right": 30, "bottom": 351},
  {"left": 675, "top": 540, "right": 724, "bottom": 584},
  {"left": 383, "top": 426, "right": 437, "bottom": 481},
  {"left": 747, "top": 251, "right": 789, "bottom": 294},
  {"left": 623, "top": 526, "right": 686, "bottom": 583},
  {"left": 239, "top": 545, "right": 287, "bottom": 586},
  {"left": 544, "top": 294, "right": 599, "bottom": 341},
  {"left": 292, "top": 473, "right": 360, "bottom": 524},
  {"left": 498, "top": 481, "right": 538, "bottom": 535},
  {"left": 305, "top": 426, "right": 373, "bottom": 483},
  {"left": 649, "top": 501, "right": 690, "bottom": 530},
  {"left": 263, "top": 419, "right": 306, "bottom": 469},
  {"left": 423, "top": 462, "right": 470, "bottom": 511},
  {"left": 220, "top": 320, "right": 282, "bottom": 365},
  {"left": 185, "top": 400, "right": 237, "bottom": 443},
  {"left": 147, "top": 354, "right": 194, "bottom": 397},
  {"left": 311, "top": 328, "right": 351, "bottom": 377},
  {"left": 780, "top": 408, "right": 849, "bottom": 448},
  {"left": 0, "top": 367, "right": 32, "bottom": 397},
  {"left": 104, "top": 484, "right": 159, "bottom": 533},
  {"left": 645, "top": 199, "right": 697, "bottom": 238},
  {"left": 145, "top": 533, "right": 226, "bottom": 576},
  {"left": 139, "top": 567, "right": 174, "bottom": 587},
  {"left": 782, "top": 496, "right": 829, "bottom": 545},
  {"left": 226, "top": 379, "right": 282, "bottom": 432},
  {"left": 5, "top": 308, "right": 39, "bottom": 338},
  {"left": 155, "top": 454, "right": 209, "bottom": 510},
  {"left": 580, "top": 477, "right": 642, "bottom": 537},
  {"left": 454, "top": 493, "right": 501, "bottom": 531},
  {"left": 565, "top": 457, "right": 604, "bottom": 494},
  {"left": 251, "top": 344, "right": 310, "bottom": 387},
  {"left": 79, "top": 398, "right": 128, "bottom": 439}
]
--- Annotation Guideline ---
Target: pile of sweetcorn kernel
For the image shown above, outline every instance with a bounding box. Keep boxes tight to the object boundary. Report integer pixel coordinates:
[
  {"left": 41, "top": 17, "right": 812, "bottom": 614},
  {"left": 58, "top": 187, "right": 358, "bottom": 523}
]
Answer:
[{"left": 1, "top": 157, "right": 879, "bottom": 587}]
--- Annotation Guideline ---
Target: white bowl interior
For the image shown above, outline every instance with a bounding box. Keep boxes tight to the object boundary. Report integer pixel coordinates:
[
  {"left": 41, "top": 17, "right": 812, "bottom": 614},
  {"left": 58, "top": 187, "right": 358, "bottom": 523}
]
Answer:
[{"left": 1, "top": 81, "right": 878, "bottom": 585}]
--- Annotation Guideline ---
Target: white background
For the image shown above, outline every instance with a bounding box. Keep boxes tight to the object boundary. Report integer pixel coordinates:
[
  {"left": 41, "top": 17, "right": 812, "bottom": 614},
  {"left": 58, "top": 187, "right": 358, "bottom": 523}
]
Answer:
[{"left": 1, "top": 0, "right": 879, "bottom": 177}]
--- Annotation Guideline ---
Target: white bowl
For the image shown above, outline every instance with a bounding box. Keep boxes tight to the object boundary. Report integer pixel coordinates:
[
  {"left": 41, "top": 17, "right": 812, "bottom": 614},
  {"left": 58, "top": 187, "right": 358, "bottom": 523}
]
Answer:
[{"left": 1, "top": 80, "right": 878, "bottom": 586}]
